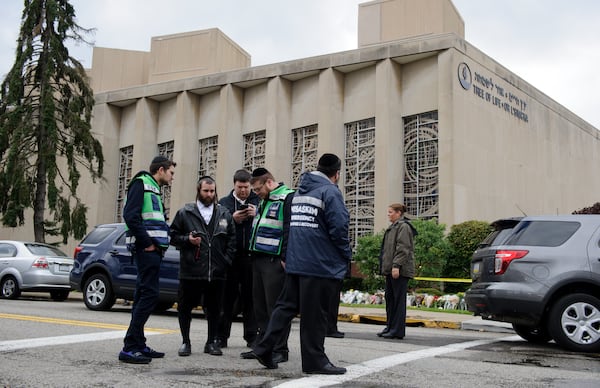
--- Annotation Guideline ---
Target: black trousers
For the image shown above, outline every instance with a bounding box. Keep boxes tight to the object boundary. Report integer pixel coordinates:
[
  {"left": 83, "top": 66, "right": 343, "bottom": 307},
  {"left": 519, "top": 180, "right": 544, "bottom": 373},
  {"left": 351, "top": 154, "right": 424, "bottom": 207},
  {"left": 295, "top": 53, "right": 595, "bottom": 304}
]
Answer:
[
  {"left": 178, "top": 278, "right": 225, "bottom": 345},
  {"left": 218, "top": 253, "right": 257, "bottom": 344},
  {"left": 123, "top": 250, "right": 162, "bottom": 352},
  {"left": 252, "top": 255, "right": 289, "bottom": 354},
  {"left": 384, "top": 274, "right": 409, "bottom": 337},
  {"left": 254, "top": 274, "right": 338, "bottom": 372},
  {"left": 327, "top": 279, "right": 343, "bottom": 334}
]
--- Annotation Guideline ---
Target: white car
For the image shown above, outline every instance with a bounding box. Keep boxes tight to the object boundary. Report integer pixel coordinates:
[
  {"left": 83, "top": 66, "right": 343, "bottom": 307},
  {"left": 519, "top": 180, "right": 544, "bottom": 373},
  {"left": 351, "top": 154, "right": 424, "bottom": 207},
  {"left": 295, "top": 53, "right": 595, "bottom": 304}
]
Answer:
[{"left": 0, "top": 240, "right": 73, "bottom": 301}]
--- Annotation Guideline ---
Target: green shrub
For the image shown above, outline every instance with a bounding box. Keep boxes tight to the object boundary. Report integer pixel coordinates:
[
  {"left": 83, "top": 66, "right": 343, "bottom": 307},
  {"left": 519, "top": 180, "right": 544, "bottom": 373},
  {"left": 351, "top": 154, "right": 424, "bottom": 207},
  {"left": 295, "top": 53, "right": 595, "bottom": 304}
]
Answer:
[
  {"left": 342, "top": 277, "right": 363, "bottom": 291},
  {"left": 353, "top": 231, "right": 385, "bottom": 293},
  {"left": 443, "top": 220, "right": 492, "bottom": 292},
  {"left": 412, "top": 219, "right": 449, "bottom": 278}
]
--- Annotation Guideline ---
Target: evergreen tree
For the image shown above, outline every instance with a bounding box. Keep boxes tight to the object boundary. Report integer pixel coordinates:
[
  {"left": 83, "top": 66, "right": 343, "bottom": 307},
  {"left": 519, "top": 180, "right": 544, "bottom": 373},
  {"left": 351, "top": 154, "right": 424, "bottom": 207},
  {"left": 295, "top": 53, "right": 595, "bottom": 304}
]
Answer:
[{"left": 0, "top": 0, "right": 103, "bottom": 243}]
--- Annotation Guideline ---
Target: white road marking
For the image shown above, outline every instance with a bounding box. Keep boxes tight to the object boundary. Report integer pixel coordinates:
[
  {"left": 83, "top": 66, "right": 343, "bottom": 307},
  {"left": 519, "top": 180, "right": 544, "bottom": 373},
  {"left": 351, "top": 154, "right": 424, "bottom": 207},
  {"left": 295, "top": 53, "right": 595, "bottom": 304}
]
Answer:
[
  {"left": 0, "top": 330, "right": 159, "bottom": 352},
  {"left": 274, "top": 335, "right": 521, "bottom": 388}
]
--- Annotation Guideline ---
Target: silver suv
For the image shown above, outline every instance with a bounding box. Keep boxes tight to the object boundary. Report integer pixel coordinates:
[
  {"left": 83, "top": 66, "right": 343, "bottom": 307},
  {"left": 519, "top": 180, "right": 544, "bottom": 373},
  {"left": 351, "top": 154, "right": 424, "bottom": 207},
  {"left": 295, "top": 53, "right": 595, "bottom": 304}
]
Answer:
[{"left": 465, "top": 215, "right": 600, "bottom": 352}]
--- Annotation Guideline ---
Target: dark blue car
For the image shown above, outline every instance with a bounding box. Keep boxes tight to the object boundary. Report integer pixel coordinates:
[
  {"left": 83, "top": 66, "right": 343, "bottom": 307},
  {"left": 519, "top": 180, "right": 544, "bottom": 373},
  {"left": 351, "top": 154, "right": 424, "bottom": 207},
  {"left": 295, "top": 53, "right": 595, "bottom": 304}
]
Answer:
[{"left": 70, "top": 223, "right": 180, "bottom": 311}]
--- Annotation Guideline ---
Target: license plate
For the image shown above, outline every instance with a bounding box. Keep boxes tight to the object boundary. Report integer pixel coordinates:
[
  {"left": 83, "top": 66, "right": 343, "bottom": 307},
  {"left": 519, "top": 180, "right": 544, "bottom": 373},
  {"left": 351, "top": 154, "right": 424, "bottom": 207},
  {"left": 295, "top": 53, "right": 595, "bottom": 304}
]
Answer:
[{"left": 58, "top": 264, "right": 71, "bottom": 272}]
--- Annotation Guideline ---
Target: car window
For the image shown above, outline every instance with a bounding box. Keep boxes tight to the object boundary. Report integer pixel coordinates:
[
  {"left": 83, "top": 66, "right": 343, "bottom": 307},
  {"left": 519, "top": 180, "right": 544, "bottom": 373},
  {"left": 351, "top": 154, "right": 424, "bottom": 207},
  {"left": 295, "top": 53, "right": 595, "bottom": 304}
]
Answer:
[
  {"left": 25, "top": 243, "right": 67, "bottom": 257},
  {"left": 115, "top": 232, "right": 127, "bottom": 246},
  {"left": 81, "top": 226, "right": 117, "bottom": 244},
  {"left": 478, "top": 228, "right": 515, "bottom": 248},
  {"left": 477, "top": 219, "right": 521, "bottom": 248},
  {"left": 505, "top": 220, "right": 580, "bottom": 247},
  {"left": 0, "top": 243, "right": 17, "bottom": 257}
]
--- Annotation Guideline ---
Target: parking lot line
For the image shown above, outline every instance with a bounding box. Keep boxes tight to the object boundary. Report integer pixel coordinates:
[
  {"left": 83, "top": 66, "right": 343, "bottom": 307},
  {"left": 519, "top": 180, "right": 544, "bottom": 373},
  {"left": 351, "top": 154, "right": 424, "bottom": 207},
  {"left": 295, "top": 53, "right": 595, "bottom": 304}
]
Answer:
[
  {"left": 0, "top": 313, "right": 177, "bottom": 334},
  {"left": 273, "top": 335, "right": 521, "bottom": 388},
  {"left": 0, "top": 331, "right": 132, "bottom": 352}
]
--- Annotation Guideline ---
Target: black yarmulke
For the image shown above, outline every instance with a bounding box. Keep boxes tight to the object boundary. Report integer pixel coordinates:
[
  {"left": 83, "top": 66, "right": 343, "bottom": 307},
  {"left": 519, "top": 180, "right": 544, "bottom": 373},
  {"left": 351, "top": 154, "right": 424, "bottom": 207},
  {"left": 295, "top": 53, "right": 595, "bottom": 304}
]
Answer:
[
  {"left": 317, "top": 153, "right": 341, "bottom": 170},
  {"left": 251, "top": 167, "right": 270, "bottom": 177}
]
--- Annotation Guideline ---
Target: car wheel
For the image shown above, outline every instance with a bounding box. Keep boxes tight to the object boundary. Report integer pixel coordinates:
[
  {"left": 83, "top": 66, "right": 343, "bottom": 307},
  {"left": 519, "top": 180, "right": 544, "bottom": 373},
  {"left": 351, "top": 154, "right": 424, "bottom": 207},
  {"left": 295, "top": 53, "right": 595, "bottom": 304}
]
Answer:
[
  {"left": 548, "top": 293, "right": 600, "bottom": 352},
  {"left": 50, "top": 290, "right": 70, "bottom": 301},
  {"left": 1, "top": 275, "right": 21, "bottom": 299},
  {"left": 512, "top": 323, "right": 552, "bottom": 344},
  {"left": 83, "top": 273, "right": 116, "bottom": 311}
]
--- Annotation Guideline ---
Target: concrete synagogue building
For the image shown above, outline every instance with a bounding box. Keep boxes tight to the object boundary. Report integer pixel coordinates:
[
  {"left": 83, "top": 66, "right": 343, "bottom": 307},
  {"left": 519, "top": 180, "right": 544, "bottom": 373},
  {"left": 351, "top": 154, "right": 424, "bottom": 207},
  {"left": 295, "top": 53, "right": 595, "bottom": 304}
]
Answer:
[{"left": 5, "top": 0, "right": 600, "bottom": 248}]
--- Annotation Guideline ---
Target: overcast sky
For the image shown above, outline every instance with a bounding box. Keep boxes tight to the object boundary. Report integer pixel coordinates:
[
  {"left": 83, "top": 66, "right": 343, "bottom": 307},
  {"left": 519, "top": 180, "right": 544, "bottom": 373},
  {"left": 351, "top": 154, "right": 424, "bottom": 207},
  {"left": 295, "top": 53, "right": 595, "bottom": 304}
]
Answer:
[{"left": 1, "top": 0, "right": 598, "bottom": 129}]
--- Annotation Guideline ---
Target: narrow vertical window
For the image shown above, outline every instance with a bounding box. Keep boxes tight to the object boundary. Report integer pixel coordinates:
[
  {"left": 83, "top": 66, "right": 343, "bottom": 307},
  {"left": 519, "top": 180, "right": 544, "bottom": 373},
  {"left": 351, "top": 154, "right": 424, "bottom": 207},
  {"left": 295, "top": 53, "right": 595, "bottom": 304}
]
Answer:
[
  {"left": 344, "top": 118, "right": 376, "bottom": 247},
  {"left": 198, "top": 136, "right": 218, "bottom": 179},
  {"left": 243, "top": 130, "right": 266, "bottom": 171},
  {"left": 291, "top": 124, "right": 318, "bottom": 187},
  {"left": 403, "top": 111, "right": 439, "bottom": 219},
  {"left": 158, "top": 141, "right": 174, "bottom": 220},
  {"left": 116, "top": 146, "right": 133, "bottom": 222}
]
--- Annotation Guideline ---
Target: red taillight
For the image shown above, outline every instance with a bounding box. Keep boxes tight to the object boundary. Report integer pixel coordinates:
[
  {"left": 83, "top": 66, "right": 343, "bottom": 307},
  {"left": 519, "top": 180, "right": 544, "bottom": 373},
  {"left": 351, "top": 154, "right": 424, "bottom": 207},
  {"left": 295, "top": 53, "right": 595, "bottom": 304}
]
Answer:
[
  {"left": 31, "top": 257, "right": 49, "bottom": 269},
  {"left": 73, "top": 246, "right": 82, "bottom": 259},
  {"left": 494, "top": 250, "right": 528, "bottom": 274}
]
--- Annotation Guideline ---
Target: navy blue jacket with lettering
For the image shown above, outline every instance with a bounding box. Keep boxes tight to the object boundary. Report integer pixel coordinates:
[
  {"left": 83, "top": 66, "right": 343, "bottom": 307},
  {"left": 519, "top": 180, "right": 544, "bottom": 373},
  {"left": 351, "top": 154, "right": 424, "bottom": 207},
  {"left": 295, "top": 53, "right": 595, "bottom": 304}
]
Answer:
[{"left": 285, "top": 171, "right": 352, "bottom": 280}]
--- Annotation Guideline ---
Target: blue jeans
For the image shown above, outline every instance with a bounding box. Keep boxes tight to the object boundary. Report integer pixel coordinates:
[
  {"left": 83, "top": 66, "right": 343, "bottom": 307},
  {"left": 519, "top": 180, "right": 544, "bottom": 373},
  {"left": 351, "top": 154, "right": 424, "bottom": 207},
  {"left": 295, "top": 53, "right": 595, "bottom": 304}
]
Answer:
[{"left": 123, "top": 250, "right": 162, "bottom": 352}]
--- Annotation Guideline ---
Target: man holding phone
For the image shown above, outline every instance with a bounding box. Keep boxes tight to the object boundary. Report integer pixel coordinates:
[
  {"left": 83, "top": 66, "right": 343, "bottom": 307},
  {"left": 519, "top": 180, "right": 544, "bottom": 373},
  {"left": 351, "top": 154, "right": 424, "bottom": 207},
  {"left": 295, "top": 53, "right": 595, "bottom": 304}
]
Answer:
[
  {"left": 218, "top": 169, "right": 260, "bottom": 348},
  {"left": 170, "top": 176, "right": 236, "bottom": 357}
]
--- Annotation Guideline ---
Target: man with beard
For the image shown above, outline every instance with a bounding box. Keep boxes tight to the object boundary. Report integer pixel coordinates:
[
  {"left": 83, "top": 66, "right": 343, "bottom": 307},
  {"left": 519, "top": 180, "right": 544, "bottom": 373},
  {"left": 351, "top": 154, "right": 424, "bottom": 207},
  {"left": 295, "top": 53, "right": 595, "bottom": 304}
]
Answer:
[
  {"left": 170, "top": 176, "right": 236, "bottom": 357},
  {"left": 249, "top": 154, "right": 351, "bottom": 374},
  {"left": 240, "top": 168, "right": 294, "bottom": 364}
]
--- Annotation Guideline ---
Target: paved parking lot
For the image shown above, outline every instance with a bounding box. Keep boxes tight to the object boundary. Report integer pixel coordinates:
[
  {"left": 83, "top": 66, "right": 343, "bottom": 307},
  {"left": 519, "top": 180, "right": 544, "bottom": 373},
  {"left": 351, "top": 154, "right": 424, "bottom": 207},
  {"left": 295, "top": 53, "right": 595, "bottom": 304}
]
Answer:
[{"left": 1, "top": 294, "right": 598, "bottom": 388}]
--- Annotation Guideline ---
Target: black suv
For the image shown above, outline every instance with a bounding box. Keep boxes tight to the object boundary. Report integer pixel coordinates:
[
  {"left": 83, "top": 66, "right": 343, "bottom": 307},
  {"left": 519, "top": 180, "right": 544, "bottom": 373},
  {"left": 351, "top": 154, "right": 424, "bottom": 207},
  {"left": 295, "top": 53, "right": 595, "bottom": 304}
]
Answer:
[
  {"left": 466, "top": 215, "right": 600, "bottom": 352},
  {"left": 70, "top": 223, "right": 180, "bottom": 311}
]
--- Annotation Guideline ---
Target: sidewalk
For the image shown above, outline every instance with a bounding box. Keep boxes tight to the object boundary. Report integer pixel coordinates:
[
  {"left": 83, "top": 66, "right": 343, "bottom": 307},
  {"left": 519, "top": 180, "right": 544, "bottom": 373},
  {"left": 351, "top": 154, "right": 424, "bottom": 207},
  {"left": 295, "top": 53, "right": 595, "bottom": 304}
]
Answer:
[{"left": 338, "top": 305, "right": 514, "bottom": 333}]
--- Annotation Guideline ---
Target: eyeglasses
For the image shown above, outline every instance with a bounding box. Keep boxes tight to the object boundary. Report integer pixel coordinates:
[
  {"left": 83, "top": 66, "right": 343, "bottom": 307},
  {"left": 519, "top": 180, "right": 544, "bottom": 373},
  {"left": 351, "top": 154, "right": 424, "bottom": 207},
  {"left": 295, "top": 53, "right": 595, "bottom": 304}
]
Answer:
[{"left": 252, "top": 183, "right": 264, "bottom": 193}]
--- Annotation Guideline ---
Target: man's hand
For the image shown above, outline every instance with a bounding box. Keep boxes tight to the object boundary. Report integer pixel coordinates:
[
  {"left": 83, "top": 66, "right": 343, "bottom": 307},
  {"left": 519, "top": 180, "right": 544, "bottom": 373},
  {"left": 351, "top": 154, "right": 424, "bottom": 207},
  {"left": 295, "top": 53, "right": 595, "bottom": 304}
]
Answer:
[
  {"left": 233, "top": 204, "right": 256, "bottom": 224},
  {"left": 188, "top": 233, "right": 201, "bottom": 246}
]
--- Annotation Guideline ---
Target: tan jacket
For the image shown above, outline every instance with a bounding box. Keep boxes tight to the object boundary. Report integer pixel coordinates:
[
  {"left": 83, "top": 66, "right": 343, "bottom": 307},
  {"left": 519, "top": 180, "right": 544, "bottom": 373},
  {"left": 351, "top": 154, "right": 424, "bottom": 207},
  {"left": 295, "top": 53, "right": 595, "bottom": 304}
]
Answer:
[{"left": 380, "top": 219, "right": 416, "bottom": 278}]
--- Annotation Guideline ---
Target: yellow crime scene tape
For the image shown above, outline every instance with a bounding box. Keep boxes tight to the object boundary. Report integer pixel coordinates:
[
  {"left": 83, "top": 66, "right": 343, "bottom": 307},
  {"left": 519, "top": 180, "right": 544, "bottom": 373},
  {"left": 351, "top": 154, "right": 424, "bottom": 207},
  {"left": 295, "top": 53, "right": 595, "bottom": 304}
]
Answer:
[{"left": 413, "top": 277, "right": 472, "bottom": 283}]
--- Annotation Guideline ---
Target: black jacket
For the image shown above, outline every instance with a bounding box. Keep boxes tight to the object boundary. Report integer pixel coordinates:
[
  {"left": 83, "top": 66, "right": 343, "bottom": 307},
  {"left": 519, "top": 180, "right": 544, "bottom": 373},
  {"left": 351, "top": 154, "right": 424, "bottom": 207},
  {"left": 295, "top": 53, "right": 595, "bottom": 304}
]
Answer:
[
  {"left": 169, "top": 202, "right": 236, "bottom": 281},
  {"left": 218, "top": 190, "right": 260, "bottom": 255}
]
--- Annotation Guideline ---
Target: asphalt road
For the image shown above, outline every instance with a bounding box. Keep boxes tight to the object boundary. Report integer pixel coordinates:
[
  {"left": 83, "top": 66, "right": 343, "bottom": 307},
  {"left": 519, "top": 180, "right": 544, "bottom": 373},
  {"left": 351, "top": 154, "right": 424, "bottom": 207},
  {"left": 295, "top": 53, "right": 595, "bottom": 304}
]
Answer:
[{"left": 1, "top": 294, "right": 599, "bottom": 388}]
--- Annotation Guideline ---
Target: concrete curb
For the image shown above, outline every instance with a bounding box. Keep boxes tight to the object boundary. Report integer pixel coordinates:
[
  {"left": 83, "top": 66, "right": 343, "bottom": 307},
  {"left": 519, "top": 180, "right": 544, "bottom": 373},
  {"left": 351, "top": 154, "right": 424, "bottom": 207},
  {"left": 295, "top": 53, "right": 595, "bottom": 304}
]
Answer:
[{"left": 338, "top": 313, "right": 463, "bottom": 330}]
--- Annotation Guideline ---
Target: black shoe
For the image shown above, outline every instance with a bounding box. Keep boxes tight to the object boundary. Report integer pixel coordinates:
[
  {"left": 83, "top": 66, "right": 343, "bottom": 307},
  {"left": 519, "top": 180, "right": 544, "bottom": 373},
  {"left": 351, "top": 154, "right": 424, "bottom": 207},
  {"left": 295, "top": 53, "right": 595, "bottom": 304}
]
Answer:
[
  {"left": 118, "top": 350, "right": 152, "bottom": 364},
  {"left": 326, "top": 331, "right": 345, "bottom": 338},
  {"left": 304, "top": 362, "right": 346, "bottom": 375},
  {"left": 141, "top": 346, "right": 165, "bottom": 358},
  {"left": 376, "top": 328, "right": 389, "bottom": 337},
  {"left": 204, "top": 341, "right": 223, "bottom": 356},
  {"left": 381, "top": 332, "right": 404, "bottom": 339},
  {"left": 217, "top": 338, "right": 228, "bottom": 348},
  {"left": 178, "top": 343, "right": 191, "bottom": 357},
  {"left": 255, "top": 352, "right": 278, "bottom": 369},
  {"left": 272, "top": 352, "right": 288, "bottom": 363},
  {"left": 240, "top": 350, "right": 257, "bottom": 359}
]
